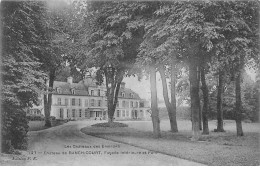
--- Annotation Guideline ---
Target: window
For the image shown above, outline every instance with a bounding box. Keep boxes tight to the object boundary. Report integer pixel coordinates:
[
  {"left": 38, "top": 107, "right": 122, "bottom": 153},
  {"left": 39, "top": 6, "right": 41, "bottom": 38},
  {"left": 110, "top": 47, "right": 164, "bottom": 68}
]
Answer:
[
  {"left": 122, "top": 110, "right": 125, "bottom": 117},
  {"left": 126, "top": 110, "right": 129, "bottom": 117},
  {"left": 90, "top": 99, "right": 95, "bottom": 107},
  {"left": 140, "top": 102, "right": 144, "bottom": 108},
  {"left": 122, "top": 93, "right": 125, "bottom": 97},
  {"left": 60, "top": 108, "right": 63, "bottom": 118},
  {"left": 79, "top": 109, "right": 82, "bottom": 117},
  {"left": 122, "top": 101, "right": 126, "bottom": 108},
  {"left": 72, "top": 98, "right": 75, "bottom": 106},
  {"left": 130, "top": 93, "right": 134, "bottom": 98},
  {"left": 97, "top": 89, "right": 101, "bottom": 96},
  {"left": 65, "top": 99, "right": 68, "bottom": 106},
  {"left": 98, "top": 100, "right": 102, "bottom": 107},
  {"left": 57, "top": 88, "right": 61, "bottom": 94},
  {"left": 85, "top": 99, "right": 88, "bottom": 107},
  {"left": 71, "top": 89, "right": 75, "bottom": 94},
  {"left": 72, "top": 109, "right": 75, "bottom": 117},
  {"left": 79, "top": 99, "right": 81, "bottom": 106},
  {"left": 117, "top": 110, "right": 120, "bottom": 117},
  {"left": 136, "top": 102, "right": 138, "bottom": 108},
  {"left": 116, "top": 101, "right": 119, "bottom": 107},
  {"left": 130, "top": 101, "right": 133, "bottom": 108},
  {"left": 67, "top": 109, "right": 69, "bottom": 118},
  {"left": 58, "top": 98, "right": 61, "bottom": 105},
  {"left": 85, "top": 109, "right": 88, "bottom": 117},
  {"left": 91, "top": 90, "right": 94, "bottom": 96},
  {"left": 140, "top": 110, "right": 143, "bottom": 117},
  {"left": 96, "top": 111, "right": 100, "bottom": 117}
]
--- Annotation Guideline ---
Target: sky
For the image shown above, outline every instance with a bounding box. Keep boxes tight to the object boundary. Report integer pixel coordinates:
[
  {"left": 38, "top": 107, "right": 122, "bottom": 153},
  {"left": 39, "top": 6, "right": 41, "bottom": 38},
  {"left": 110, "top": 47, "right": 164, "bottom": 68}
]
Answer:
[
  {"left": 123, "top": 68, "right": 257, "bottom": 101},
  {"left": 123, "top": 72, "right": 169, "bottom": 101}
]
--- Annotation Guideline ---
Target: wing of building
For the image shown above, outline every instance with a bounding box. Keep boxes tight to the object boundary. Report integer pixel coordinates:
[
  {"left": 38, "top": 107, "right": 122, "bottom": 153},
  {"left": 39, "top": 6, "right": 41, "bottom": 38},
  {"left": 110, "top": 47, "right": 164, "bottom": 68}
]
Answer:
[{"left": 30, "top": 75, "right": 151, "bottom": 121}]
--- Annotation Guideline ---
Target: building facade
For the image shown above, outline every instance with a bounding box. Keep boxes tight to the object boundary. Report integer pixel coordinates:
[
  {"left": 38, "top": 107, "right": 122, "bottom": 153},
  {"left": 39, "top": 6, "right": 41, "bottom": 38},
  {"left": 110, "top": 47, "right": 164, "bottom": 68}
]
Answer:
[{"left": 34, "top": 75, "right": 151, "bottom": 121}]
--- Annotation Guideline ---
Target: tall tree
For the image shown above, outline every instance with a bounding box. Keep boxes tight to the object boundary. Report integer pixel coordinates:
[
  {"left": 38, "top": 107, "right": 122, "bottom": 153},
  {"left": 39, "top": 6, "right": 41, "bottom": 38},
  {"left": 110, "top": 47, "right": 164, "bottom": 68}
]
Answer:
[
  {"left": 150, "top": 64, "right": 161, "bottom": 138},
  {"left": 1, "top": 1, "right": 46, "bottom": 152},
  {"left": 200, "top": 64, "right": 210, "bottom": 134},
  {"left": 73, "top": 1, "right": 149, "bottom": 124},
  {"left": 39, "top": 2, "right": 77, "bottom": 126},
  {"left": 216, "top": 71, "right": 225, "bottom": 132}
]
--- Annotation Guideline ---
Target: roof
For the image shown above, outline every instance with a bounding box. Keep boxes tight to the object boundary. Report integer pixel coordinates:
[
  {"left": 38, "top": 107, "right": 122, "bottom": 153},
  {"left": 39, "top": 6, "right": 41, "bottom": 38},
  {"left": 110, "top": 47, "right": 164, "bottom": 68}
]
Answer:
[
  {"left": 118, "top": 88, "right": 141, "bottom": 100},
  {"left": 52, "top": 80, "right": 141, "bottom": 99},
  {"left": 53, "top": 81, "right": 89, "bottom": 96}
]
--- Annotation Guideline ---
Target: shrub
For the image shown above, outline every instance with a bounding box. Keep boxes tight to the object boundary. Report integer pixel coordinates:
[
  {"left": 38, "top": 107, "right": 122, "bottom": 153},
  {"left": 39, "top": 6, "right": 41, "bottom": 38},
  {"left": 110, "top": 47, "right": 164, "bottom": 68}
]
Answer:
[
  {"left": 2, "top": 108, "right": 29, "bottom": 153},
  {"left": 92, "top": 122, "right": 128, "bottom": 128}
]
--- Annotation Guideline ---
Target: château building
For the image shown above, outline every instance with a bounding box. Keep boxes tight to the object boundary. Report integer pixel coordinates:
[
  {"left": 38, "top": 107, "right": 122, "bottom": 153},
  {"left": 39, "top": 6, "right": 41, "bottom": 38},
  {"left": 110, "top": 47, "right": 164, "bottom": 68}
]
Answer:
[{"left": 30, "top": 75, "right": 151, "bottom": 121}]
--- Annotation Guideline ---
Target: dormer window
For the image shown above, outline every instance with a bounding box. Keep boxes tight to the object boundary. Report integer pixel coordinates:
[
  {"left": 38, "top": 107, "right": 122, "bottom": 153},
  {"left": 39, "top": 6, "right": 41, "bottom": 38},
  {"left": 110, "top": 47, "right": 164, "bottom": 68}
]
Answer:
[
  {"left": 130, "top": 93, "right": 134, "bottom": 98},
  {"left": 122, "top": 92, "right": 125, "bottom": 98},
  {"left": 57, "top": 88, "right": 62, "bottom": 94},
  {"left": 71, "top": 88, "right": 75, "bottom": 94},
  {"left": 90, "top": 90, "right": 94, "bottom": 96}
]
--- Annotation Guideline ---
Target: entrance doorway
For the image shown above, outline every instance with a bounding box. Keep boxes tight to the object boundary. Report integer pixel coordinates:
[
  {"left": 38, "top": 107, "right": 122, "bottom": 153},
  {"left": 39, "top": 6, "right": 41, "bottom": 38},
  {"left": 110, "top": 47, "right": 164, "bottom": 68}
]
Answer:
[{"left": 90, "top": 111, "right": 102, "bottom": 119}]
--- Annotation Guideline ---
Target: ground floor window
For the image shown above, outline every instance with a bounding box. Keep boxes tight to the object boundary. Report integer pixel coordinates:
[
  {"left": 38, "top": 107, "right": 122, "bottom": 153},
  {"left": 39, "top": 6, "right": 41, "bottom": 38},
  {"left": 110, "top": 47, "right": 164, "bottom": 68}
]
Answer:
[
  {"left": 117, "top": 110, "right": 120, "bottom": 117},
  {"left": 79, "top": 109, "right": 82, "bottom": 117},
  {"left": 60, "top": 108, "right": 63, "bottom": 118},
  {"left": 72, "top": 109, "right": 75, "bottom": 117}
]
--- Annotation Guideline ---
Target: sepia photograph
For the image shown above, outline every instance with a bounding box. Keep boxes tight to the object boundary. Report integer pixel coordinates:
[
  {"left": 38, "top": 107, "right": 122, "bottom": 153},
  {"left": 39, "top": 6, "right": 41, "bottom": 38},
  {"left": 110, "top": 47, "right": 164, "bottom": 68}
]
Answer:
[{"left": 0, "top": 0, "right": 259, "bottom": 166}]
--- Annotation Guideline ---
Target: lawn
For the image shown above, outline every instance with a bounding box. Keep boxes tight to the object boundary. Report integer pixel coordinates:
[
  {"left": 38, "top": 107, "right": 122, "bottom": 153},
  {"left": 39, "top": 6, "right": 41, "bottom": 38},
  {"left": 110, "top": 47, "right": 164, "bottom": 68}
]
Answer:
[
  {"left": 28, "top": 120, "right": 68, "bottom": 131},
  {"left": 81, "top": 119, "right": 260, "bottom": 166},
  {"left": 28, "top": 121, "right": 47, "bottom": 131}
]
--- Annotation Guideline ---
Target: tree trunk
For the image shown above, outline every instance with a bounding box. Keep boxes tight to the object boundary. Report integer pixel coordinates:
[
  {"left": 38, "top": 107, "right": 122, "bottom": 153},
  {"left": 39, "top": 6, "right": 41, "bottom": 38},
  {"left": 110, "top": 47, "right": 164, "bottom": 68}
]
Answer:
[
  {"left": 44, "top": 69, "right": 55, "bottom": 127},
  {"left": 199, "top": 103, "right": 202, "bottom": 130},
  {"left": 170, "top": 60, "right": 178, "bottom": 132},
  {"left": 200, "top": 66, "right": 209, "bottom": 135},
  {"left": 189, "top": 60, "right": 201, "bottom": 141},
  {"left": 159, "top": 66, "right": 178, "bottom": 132},
  {"left": 105, "top": 69, "right": 124, "bottom": 124},
  {"left": 197, "top": 68, "right": 202, "bottom": 130},
  {"left": 235, "top": 58, "right": 244, "bottom": 136},
  {"left": 111, "top": 80, "right": 123, "bottom": 119},
  {"left": 216, "top": 71, "right": 225, "bottom": 132},
  {"left": 150, "top": 65, "right": 161, "bottom": 138},
  {"left": 43, "top": 94, "right": 51, "bottom": 127}
]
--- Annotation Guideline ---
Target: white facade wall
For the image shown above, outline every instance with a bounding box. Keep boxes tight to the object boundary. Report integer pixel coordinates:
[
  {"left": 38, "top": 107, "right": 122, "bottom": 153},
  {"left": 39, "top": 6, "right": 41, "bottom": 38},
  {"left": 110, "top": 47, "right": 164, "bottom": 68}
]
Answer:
[
  {"left": 31, "top": 80, "right": 150, "bottom": 121},
  {"left": 50, "top": 94, "right": 150, "bottom": 121}
]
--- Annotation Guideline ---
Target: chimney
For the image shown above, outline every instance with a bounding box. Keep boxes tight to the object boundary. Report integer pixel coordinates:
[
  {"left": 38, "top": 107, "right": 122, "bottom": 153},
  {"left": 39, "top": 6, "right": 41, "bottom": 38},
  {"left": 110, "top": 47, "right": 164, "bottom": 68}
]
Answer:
[
  {"left": 67, "top": 77, "right": 73, "bottom": 84},
  {"left": 121, "top": 82, "right": 125, "bottom": 89}
]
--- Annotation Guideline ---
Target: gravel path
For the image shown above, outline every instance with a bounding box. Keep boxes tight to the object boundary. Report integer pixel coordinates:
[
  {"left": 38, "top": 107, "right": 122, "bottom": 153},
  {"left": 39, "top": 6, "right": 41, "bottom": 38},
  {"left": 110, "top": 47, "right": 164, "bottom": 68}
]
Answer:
[{"left": 15, "top": 120, "right": 204, "bottom": 166}]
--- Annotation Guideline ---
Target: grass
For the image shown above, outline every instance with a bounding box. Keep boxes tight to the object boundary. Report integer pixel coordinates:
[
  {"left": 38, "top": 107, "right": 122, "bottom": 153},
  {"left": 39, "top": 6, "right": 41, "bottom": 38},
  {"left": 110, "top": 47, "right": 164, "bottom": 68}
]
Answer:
[
  {"left": 28, "top": 120, "right": 68, "bottom": 131},
  {"left": 28, "top": 121, "right": 48, "bottom": 131},
  {"left": 81, "top": 120, "right": 260, "bottom": 166}
]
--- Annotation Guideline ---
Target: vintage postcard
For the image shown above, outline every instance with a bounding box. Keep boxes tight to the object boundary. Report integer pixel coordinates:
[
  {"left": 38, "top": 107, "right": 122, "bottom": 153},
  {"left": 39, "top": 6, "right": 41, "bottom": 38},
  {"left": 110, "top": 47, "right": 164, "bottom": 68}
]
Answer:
[{"left": 1, "top": 0, "right": 259, "bottom": 166}]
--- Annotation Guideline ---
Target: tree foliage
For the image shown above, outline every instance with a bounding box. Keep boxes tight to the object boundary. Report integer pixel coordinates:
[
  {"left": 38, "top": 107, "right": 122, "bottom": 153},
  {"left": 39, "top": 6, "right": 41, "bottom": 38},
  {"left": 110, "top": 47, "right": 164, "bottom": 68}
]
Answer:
[{"left": 1, "top": 1, "right": 46, "bottom": 153}]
